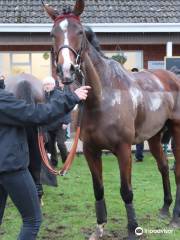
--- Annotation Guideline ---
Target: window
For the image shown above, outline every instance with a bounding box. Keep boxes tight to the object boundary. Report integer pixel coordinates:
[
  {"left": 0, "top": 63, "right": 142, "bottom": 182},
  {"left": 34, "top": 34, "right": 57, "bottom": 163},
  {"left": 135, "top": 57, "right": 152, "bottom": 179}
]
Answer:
[
  {"left": 104, "top": 50, "right": 143, "bottom": 71},
  {"left": 0, "top": 53, "right": 10, "bottom": 78},
  {"left": 0, "top": 52, "right": 51, "bottom": 80}
]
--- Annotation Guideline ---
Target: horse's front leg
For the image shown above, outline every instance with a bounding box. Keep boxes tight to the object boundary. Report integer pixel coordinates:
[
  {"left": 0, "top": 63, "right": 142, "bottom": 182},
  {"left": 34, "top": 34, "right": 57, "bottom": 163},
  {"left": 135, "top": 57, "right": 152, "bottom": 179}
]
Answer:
[
  {"left": 115, "top": 143, "right": 138, "bottom": 240},
  {"left": 83, "top": 142, "right": 106, "bottom": 240}
]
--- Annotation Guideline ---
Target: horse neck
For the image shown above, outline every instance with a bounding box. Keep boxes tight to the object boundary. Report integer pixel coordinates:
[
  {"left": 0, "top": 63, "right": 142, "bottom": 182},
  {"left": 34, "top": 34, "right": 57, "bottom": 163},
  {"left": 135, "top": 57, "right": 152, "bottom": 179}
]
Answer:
[{"left": 83, "top": 45, "right": 104, "bottom": 107}]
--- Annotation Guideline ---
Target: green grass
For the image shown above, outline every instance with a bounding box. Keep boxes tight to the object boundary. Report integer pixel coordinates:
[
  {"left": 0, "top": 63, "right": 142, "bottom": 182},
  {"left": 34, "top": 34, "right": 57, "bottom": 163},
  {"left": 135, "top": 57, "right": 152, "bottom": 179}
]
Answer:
[{"left": 0, "top": 153, "right": 180, "bottom": 240}]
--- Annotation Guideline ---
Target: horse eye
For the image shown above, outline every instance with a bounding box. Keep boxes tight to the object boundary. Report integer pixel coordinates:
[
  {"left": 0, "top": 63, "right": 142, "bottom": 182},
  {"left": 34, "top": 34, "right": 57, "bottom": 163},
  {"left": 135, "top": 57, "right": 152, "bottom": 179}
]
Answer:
[{"left": 78, "top": 31, "right": 83, "bottom": 35}]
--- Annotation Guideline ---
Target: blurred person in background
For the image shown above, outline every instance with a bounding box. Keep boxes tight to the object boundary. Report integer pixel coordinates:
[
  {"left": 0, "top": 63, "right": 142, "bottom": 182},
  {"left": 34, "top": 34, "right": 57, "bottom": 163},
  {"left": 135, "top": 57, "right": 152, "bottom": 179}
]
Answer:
[{"left": 131, "top": 68, "right": 144, "bottom": 162}]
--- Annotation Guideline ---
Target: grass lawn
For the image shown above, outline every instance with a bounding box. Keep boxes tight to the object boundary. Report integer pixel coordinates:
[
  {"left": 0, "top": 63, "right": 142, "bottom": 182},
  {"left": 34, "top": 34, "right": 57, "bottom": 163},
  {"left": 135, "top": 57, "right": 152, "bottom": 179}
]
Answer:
[{"left": 0, "top": 153, "right": 180, "bottom": 240}]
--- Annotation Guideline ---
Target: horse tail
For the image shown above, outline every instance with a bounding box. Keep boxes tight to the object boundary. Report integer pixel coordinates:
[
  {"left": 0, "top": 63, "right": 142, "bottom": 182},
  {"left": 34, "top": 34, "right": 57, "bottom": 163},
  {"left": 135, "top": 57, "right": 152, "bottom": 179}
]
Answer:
[
  {"left": 161, "top": 120, "right": 172, "bottom": 144},
  {"left": 15, "top": 80, "right": 35, "bottom": 104}
]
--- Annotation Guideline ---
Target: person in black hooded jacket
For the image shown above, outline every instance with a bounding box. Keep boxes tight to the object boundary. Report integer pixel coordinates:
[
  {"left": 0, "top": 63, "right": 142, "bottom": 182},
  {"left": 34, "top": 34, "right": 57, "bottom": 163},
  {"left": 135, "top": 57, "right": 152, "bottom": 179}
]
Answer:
[
  {"left": 42, "top": 76, "right": 71, "bottom": 166},
  {"left": 0, "top": 83, "right": 90, "bottom": 240},
  {"left": 0, "top": 75, "right": 5, "bottom": 89}
]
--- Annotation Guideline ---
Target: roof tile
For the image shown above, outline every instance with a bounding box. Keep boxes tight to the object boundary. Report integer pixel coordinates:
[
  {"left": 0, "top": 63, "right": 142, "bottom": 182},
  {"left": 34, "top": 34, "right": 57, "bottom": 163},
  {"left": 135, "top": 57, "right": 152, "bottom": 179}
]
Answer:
[{"left": 0, "top": 0, "right": 179, "bottom": 23}]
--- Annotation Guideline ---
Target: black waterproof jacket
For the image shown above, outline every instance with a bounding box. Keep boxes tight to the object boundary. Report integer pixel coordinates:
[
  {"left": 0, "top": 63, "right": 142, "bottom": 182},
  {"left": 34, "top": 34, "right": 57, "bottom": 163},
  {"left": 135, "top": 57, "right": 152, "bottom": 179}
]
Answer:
[
  {"left": 0, "top": 89, "right": 79, "bottom": 173},
  {"left": 44, "top": 88, "right": 71, "bottom": 131}
]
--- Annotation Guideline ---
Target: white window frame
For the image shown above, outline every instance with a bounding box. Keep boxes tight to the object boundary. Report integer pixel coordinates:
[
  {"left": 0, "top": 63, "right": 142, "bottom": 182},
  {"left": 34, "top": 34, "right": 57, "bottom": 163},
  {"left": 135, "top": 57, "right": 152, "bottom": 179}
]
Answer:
[
  {"left": 104, "top": 50, "right": 144, "bottom": 70},
  {"left": 0, "top": 51, "right": 52, "bottom": 76}
]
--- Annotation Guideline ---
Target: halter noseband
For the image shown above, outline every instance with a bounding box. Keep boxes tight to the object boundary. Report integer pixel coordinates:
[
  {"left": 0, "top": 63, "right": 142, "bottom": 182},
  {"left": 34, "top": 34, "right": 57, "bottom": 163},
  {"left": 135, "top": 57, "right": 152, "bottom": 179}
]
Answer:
[{"left": 56, "top": 45, "right": 82, "bottom": 66}]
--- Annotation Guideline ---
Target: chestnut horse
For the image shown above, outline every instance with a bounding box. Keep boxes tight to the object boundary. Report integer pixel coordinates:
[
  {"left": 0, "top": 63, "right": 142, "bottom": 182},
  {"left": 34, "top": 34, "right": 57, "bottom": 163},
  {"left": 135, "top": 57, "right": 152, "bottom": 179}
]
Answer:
[{"left": 43, "top": 1, "right": 180, "bottom": 239}]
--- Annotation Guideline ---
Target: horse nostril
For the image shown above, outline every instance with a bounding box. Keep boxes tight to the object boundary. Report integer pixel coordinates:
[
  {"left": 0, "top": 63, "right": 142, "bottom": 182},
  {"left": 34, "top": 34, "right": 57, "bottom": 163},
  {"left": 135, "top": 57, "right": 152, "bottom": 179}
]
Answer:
[
  {"left": 56, "top": 64, "right": 63, "bottom": 77},
  {"left": 62, "top": 77, "right": 73, "bottom": 85},
  {"left": 70, "top": 64, "right": 76, "bottom": 74}
]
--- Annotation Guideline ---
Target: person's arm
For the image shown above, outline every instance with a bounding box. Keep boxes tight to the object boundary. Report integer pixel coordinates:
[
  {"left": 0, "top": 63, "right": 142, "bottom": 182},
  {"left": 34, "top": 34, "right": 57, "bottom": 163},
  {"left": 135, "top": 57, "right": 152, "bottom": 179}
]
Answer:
[
  {"left": 0, "top": 87, "right": 88, "bottom": 126},
  {"left": 45, "top": 118, "right": 63, "bottom": 131}
]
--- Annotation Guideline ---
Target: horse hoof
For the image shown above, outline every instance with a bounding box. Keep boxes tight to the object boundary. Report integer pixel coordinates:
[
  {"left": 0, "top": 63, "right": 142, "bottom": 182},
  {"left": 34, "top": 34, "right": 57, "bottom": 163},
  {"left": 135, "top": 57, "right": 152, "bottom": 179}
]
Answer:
[
  {"left": 88, "top": 233, "right": 99, "bottom": 240},
  {"left": 159, "top": 208, "right": 170, "bottom": 219},
  {"left": 89, "top": 224, "right": 105, "bottom": 240},
  {"left": 40, "top": 199, "right": 44, "bottom": 207},
  {"left": 170, "top": 219, "right": 180, "bottom": 228}
]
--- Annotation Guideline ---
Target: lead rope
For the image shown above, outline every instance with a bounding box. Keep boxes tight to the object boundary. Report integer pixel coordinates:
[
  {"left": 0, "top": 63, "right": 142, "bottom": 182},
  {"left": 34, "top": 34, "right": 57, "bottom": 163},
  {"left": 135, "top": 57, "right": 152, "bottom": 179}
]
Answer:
[
  {"left": 38, "top": 70, "right": 85, "bottom": 176},
  {"left": 38, "top": 124, "right": 81, "bottom": 176}
]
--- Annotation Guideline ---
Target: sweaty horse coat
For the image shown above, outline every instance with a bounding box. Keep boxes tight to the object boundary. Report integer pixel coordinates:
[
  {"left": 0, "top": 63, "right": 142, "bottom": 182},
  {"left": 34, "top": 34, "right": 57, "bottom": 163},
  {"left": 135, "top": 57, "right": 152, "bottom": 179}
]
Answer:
[{"left": 43, "top": 0, "right": 180, "bottom": 239}]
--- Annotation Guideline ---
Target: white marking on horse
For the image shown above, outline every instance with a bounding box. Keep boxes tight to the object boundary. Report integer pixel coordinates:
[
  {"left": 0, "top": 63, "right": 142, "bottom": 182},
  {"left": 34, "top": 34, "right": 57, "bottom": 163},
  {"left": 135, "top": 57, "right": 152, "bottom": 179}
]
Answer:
[
  {"left": 89, "top": 224, "right": 105, "bottom": 240},
  {"left": 59, "top": 19, "right": 72, "bottom": 77},
  {"left": 59, "top": 19, "right": 68, "bottom": 31},
  {"left": 129, "top": 87, "right": 143, "bottom": 109},
  {"left": 101, "top": 89, "right": 121, "bottom": 110},
  {"left": 111, "top": 91, "right": 121, "bottom": 106},
  {"left": 149, "top": 93, "right": 163, "bottom": 111}
]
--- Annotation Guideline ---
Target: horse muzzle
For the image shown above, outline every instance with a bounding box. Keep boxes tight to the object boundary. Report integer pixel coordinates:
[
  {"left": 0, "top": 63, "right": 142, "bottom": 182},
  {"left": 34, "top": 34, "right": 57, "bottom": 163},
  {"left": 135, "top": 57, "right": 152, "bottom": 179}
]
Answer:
[{"left": 56, "top": 63, "right": 81, "bottom": 85}]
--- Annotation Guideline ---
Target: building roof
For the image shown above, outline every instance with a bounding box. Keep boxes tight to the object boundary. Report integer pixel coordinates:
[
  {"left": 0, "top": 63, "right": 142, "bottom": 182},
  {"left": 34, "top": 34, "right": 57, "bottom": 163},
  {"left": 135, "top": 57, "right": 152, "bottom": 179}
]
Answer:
[{"left": 0, "top": 0, "right": 180, "bottom": 24}]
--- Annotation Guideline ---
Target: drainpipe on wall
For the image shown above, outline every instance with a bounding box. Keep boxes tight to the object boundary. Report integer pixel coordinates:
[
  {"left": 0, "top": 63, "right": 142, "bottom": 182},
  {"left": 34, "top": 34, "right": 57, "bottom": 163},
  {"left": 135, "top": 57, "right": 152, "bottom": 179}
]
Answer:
[{"left": 166, "top": 41, "right": 173, "bottom": 57}]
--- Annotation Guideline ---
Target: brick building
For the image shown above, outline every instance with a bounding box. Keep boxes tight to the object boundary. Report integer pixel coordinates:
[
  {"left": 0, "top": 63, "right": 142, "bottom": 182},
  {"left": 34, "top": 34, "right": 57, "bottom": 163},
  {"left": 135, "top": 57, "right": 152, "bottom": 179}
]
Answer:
[{"left": 0, "top": 0, "right": 180, "bottom": 78}]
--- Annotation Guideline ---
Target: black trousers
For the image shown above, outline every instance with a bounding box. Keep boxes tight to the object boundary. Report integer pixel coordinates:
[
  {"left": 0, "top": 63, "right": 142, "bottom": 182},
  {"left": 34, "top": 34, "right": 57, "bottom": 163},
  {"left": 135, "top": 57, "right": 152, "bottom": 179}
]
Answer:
[
  {"left": 135, "top": 142, "right": 144, "bottom": 161},
  {"left": 46, "top": 130, "right": 58, "bottom": 166},
  {"left": 46, "top": 128, "right": 68, "bottom": 165},
  {"left": 27, "top": 127, "right": 43, "bottom": 199},
  {"left": 0, "top": 169, "right": 42, "bottom": 240},
  {"left": 56, "top": 128, "right": 68, "bottom": 163}
]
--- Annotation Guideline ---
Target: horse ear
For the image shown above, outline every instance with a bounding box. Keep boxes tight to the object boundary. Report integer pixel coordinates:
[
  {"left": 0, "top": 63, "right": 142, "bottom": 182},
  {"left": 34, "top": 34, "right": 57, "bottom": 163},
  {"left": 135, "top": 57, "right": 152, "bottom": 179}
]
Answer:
[
  {"left": 43, "top": 4, "right": 60, "bottom": 21},
  {"left": 73, "top": 0, "right": 85, "bottom": 16}
]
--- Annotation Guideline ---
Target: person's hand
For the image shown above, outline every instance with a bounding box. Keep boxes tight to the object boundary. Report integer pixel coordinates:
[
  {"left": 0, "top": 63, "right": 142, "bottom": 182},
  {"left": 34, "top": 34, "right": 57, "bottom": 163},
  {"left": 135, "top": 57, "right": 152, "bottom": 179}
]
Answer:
[
  {"left": 62, "top": 124, "right": 68, "bottom": 130},
  {"left": 74, "top": 86, "right": 91, "bottom": 100},
  {"left": 43, "top": 83, "right": 55, "bottom": 93},
  {"left": 0, "top": 75, "right": 5, "bottom": 81}
]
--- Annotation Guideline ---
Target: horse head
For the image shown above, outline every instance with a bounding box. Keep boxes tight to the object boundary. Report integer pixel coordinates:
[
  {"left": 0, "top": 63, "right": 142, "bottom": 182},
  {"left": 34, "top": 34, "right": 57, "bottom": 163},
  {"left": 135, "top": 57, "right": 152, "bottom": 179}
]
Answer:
[{"left": 43, "top": 0, "right": 86, "bottom": 86}]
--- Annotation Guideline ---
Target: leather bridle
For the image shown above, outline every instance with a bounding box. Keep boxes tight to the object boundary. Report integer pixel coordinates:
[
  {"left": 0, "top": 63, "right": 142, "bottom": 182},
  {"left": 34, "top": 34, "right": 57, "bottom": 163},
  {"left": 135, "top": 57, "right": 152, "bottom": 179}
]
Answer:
[
  {"left": 53, "top": 39, "right": 85, "bottom": 85},
  {"left": 55, "top": 45, "right": 82, "bottom": 65}
]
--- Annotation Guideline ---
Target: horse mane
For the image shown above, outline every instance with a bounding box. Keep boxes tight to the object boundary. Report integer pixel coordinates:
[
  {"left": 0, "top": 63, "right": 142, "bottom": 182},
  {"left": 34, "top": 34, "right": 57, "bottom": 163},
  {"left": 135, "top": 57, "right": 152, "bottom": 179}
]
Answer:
[
  {"left": 84, "top": 26, "right": 107, "bottom": 58},
  {"left": 83, "top": 26, "right": 132, "bottom": 88}
]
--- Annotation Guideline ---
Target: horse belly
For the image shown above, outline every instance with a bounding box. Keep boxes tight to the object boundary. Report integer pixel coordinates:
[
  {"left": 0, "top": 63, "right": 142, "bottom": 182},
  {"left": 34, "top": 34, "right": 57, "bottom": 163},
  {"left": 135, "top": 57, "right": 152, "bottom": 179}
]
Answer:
[
  {"left": 134, "top": 92, "right": 175, "bottom": 143},
  {"left": 83, "top": 114, "right": 135, "bottom": 151},
  {"left": 135, "top": 114, "right": 166, "bottom": 143}
]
